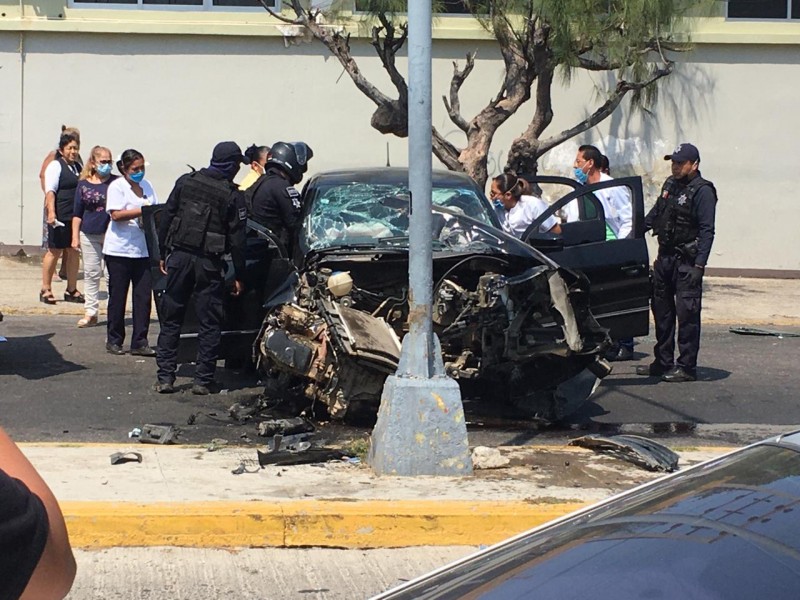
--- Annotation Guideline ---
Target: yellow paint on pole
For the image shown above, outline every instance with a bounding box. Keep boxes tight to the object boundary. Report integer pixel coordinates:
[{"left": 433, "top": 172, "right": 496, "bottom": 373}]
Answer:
[{"left": 61, "top": 500, "right": 588, "bottom": 549}]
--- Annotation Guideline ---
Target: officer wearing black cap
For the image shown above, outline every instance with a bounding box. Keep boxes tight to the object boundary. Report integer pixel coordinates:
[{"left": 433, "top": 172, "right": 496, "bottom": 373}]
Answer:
[
  {"left": 248, "top": 141, "right": 313, "bottom": 249},
  {"left": 154, "top": 141, "right": 248, "bottom": 395},
  {"left": 637, "top": 143, "right": 717, "bottom": 383}
]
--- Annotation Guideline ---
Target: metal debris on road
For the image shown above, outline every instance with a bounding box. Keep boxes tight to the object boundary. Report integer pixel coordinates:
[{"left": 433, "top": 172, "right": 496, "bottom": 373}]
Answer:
[
  {"left": 109, "top": 451, "right": 143, "bottom": 465},
  {"left": 231, "top": 462, "right": 261, "bottom": 475},
  {"left": 128, "top": 428, "right": 142, "bottom": 439},
  {"left": 570, "top": 434, "right": 680, "bottom": 472},
  {"left": 137, "top": 423, "right": 180, "bottom": 445},
  {"left": 256, "top": 417, "right": 315, "bottom": 438},
  {"left": 729, "top": 326, "right": 800, "bottom": 338}
]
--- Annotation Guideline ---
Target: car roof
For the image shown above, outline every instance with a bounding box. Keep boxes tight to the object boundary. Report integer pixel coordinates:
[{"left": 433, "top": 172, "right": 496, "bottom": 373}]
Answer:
[{"left": 306, "top": 167, "right": 482, "bottom": 189}]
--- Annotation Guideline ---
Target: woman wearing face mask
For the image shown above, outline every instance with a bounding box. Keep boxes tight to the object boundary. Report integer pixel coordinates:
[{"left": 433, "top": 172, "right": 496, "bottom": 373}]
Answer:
[
  {"left": 71, "top": 146, "right": 116, "bottom": 328},
  {"left": 490, "top": 172, "right": 561, "bottom": 239},
  {"left": 103, "top": 149, "right": 158, "bottom": 356},
  {"left": 238, "top": 144, "right": 271, "bottom": 191},
  {"left": 40, "top": 131, "right": 84, "bottom": 305}
]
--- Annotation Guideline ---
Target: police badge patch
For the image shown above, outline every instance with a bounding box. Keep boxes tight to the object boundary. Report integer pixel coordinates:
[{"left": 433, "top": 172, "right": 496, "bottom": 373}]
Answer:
[
  {"left": 677, "top": 194, "right": 687, "bottom": 206},
  {"left": 286, "top": 187, "right": 301, "bottom": 210}
]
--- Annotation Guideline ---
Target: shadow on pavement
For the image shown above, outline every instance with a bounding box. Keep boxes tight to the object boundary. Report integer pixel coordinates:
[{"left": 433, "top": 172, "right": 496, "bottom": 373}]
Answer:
[{"left": 0, "top": 332, "right": 86, "bottom": 380}]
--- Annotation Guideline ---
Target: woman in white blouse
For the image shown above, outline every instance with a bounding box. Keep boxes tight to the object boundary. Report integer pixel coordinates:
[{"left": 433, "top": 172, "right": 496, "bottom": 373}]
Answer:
[
  {"left": 490, "top": 172, "right": 561, "bottom": 240},
  {"left": 103, "top": 149, "right": 158, "bottom": 356}
]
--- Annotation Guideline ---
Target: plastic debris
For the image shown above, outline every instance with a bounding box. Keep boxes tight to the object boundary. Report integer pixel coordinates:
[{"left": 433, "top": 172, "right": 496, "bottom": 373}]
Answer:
[
  {"left": 570, "top": 434, "right": 680, "bottom": 472},
  {"left": 207, "top": 438, "right": 228, "bottom": 452},
  {"left": 128, "top": 428, "right": 142, "bottom": 439},
  {"left": 231, "top": 462, "right": 260, "bottom": 475},
  {"left": 729, "top": 326, "right": 800, "bottom": 338},
  {"left": 110, "top": 451, "right": 143, "bottom": 465}
]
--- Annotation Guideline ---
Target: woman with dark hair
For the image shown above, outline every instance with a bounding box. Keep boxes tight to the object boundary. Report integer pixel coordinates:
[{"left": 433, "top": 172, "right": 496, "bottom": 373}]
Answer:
[
  {"left": 71, "top": 145, "right": 116, "bottom": 328},
  {"left": 238, "top": 144, "right": 271, "bottom": 191},
  {"left": 103, "top": 149, "right": 158, "bottom": 356},
  {"left": 490, "top": 172, "right": 561, "bottom": 239},
  {"left": 40, "top": 131, "right": 83, "bottom": 304}
]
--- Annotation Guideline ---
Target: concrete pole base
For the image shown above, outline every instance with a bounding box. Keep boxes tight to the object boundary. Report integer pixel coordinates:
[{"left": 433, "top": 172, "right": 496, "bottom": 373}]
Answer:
[{"left": 368, "top": 374, "right": 473, "bottom": 476}]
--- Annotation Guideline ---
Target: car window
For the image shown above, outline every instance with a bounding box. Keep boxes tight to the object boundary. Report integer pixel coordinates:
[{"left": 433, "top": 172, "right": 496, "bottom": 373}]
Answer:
[{"left": 303, "top": 183, "right": 494, "bottom": 251}]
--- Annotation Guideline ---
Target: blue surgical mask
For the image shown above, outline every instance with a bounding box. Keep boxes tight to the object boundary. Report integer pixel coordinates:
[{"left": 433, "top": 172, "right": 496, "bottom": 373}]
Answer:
[
  {"left": 97, "top": 163, "right": 112, "bottom": 177},
  {"left": 573, "top": 167, "right": 588, "bottom": 185},
  {"left": 129, "top": 170, "right": 145, "bottom": 184}
]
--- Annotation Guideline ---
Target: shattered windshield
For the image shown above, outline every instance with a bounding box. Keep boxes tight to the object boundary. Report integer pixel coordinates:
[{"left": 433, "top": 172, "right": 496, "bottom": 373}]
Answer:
[{"left": 304, "top": 182, "right": 496, "bottom": 252}]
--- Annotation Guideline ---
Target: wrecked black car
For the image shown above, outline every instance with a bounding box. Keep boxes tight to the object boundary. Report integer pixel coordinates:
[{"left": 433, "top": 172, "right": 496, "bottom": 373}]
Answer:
[{"left": 143, "top": 168, "right": 650, "bottom": 422}]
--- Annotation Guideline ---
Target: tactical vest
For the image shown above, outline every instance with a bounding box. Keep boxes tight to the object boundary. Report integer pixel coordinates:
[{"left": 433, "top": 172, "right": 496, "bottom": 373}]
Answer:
[
  {"left": 654, "top": 175, "right": 714, "bottom": 248},
  {"left": 55, "top": 156, "right": 80, "bottom": 221},
  {"left": 166, "top": 172, "right": 231, "bottom": 255}
]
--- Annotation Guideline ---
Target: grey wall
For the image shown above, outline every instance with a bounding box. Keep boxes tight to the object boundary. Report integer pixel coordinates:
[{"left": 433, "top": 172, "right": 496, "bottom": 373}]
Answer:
[{"left": 0, "top": 32, "right": 797, "bottom": 270}]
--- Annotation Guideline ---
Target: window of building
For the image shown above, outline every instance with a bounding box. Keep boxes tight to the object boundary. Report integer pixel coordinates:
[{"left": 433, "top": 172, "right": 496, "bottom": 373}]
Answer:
[
  {"left": 70, "top": 0, "right": 277, "bottom": 10},
  {"left": 727, "top": 0, "right": 800, "bottom": 19},
  {"left": 353, "top": 0, "right": 471, "bottom": 14}
]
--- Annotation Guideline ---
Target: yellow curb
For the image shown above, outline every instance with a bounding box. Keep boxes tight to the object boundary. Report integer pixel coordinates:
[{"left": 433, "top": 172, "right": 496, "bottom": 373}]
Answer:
[{"left": 62, "top": 500, "right": 588, "bottom": 549}]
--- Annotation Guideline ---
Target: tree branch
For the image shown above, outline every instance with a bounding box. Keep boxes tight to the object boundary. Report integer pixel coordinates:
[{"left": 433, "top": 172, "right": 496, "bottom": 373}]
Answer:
[
  {"left": 372, "top": 14, "right": 409, "bottom": 102},
  {"left": 432, "top": 127, "right": 464, "bottom": 171},
  {"left": 277, "top": 0, "right": 392, "bottom": 109},
  {"left": 537, "top": 61, "right": 674, "bottom": 156},
  {"left": 442, "top": 52, "right": 476, "bottom": 134}
]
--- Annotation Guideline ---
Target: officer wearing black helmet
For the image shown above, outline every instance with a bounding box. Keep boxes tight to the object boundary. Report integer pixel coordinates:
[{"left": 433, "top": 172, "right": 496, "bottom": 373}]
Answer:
[
  {"left": 637, "top": 143, "right": 717, "bottom": 383},
  {"left": 248, "top": 141, "right": 313, "bottom": 248},
  {"left": 154, "top": 141, "right": 248, "bottom": 395}
]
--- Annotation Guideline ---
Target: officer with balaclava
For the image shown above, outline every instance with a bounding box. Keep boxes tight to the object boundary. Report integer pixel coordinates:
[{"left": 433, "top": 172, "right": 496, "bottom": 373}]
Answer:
[
  {"left": 248, "top": 141, "right": 313, "bottom": 249},
  {"left": 636, "top": 143, "right": 717, "bottom": 383},
  {"left": 154, "top": 141, "right": 248, "bottom": 395}
]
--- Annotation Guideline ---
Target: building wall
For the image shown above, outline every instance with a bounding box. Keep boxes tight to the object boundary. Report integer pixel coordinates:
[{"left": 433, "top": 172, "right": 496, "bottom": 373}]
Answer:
[{"left": 0, "top": 18, "right": 798, "bottom": 271}]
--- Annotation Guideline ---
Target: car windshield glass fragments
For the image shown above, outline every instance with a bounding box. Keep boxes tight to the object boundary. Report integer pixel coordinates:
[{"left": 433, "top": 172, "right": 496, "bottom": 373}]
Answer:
[{"left": 303, "top": 182, "right": 495, "bottom": 252}]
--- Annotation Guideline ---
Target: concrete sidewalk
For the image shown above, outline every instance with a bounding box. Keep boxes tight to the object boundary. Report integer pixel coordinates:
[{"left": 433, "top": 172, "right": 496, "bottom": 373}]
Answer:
[
  {"left": 3, "top": 256, "right": 799, "bottom": 324},
  {"left": 21, "top": 442, "right": 734, "bottom": 549}
]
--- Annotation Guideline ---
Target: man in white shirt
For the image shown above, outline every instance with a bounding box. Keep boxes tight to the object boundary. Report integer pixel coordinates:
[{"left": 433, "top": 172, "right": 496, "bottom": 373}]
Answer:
[{"left": 568, "top": 145, "right": 633, "bottom": 240}]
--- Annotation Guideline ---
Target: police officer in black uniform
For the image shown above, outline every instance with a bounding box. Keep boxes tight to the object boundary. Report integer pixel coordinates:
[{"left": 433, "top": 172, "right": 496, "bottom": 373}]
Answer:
[
  {"left": 637, "top": 143, "right": 717, "bottom": 383},
  {"left": 154, "top": 142, "right": 248, "bottom": 395},
  {"left": 247, "top": 141, "right": 313, "bottom": 248}
]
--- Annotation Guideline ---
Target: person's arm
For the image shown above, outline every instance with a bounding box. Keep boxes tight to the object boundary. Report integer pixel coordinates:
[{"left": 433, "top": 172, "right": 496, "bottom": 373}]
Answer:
[
  {"left": 157, "top": 176, "right": 187, "bottom": 266},
  {"left": 106, "top": 182, "right": 140, "bottom": 223},
  {"left": 0, "top": 428, "right": 76, "bottom": 600},
  {"left": 71, "top": 185, "right": 85, "bottom": 249},
  {"left": 613, "top": 187, "right": 633, "bottom": 239},
  {"left": 274, "top": 185, "right": 302, "bottom": 234},
  {"left": 226, "top": 191, "right": 248, "bottom": 295},
  {"left": 39, "top": 151, "right": 57, "bottom": 193},
  {"left": 693, "top": 186, "right": 717, "bottom": 268},
  {"left": 43, "top": 162, "right": 61, "bottom": 225}
]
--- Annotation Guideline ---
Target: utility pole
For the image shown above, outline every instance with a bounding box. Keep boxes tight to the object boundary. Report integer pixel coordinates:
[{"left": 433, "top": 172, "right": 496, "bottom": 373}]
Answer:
[{"left": 368, "top": 0, "right": 473, "bottom": 476}]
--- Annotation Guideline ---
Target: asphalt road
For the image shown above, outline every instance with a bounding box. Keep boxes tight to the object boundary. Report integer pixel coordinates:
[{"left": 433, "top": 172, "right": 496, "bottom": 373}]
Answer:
[{"left": 1, "top": 315, "right": 799, "bottom": 446}]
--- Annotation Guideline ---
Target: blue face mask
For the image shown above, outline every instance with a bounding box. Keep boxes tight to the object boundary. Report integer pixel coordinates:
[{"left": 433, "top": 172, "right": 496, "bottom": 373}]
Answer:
[
  {"left": 97, "top": 163, "right": 112, "bottom": 177},
  {"left": 573, "top": 167, "right": 588, "bottom": 185},
  {"left": 493, "top": 198, "right": 504, "bottom": 211},
  {"left": 129, "top": 170, "right": 145, "bottom": 184}
]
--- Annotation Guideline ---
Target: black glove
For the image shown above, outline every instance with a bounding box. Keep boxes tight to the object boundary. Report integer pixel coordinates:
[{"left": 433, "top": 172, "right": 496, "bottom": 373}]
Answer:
[{"left": 687, "top": 265, "right": 704, "bottom": 287}]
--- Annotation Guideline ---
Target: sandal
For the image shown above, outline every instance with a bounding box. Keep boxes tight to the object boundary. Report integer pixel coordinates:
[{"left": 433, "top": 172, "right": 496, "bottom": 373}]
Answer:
[
  {"left": 64, "top": 289, "right": 85, "bottom": 304},
  {"left": 39, "top": 289, "right": 57, "bottom": 305},
  {"left": 77, "top": 315, "right": 98, "bottom": 328}
]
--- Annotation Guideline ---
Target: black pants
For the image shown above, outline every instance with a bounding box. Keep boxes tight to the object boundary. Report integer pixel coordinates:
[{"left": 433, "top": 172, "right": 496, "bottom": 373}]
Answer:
[
  {"left": 156, "top": 250, "right": 225, "bottom": 386},
  {"left": 105, "top": 255, "right": 152, "bottom": 350},
  {"left": 651, "top": 253, "right": 703, "bottom": 372}
]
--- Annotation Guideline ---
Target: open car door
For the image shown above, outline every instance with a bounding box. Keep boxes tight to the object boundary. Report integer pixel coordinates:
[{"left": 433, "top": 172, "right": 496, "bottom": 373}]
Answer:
[
  {"left": 141, "top": 205, "right": 294, "bottom": 364},
  {"left": 520, "top": 176, "right": 650, "bottom": 340}
]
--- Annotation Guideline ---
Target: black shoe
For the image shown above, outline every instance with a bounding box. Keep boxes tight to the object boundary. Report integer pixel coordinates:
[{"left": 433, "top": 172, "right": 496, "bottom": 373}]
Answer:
[
  {"left": 191, "top": 382, "right": 218, "bottom": 396},
  {"left": 662, "top": 366, "right": 697, "bottom": 383},
  {"left": 635, "top": 362, "right": 670, "bottom": 377},
  {"left": 131, "top": 345, "right": 157, "bottom": 357},
  {"left": 607, "top": 346, "right": 634, "bottom": 362},
  {"left": 153, "top": 381, "right": 175, "bottom": 394},
  {"left": 106, "top": 343, "right": 125, "bottom": 355}
]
